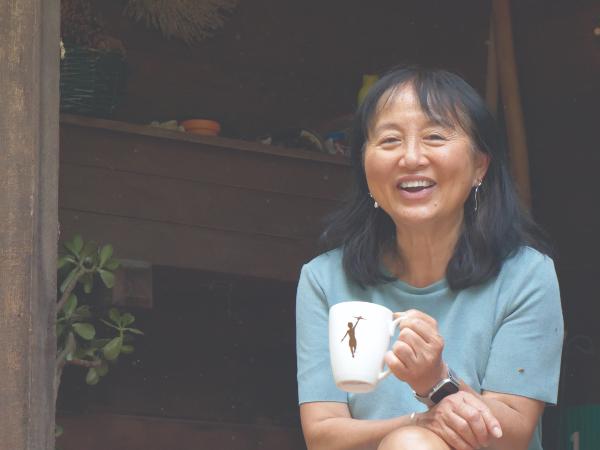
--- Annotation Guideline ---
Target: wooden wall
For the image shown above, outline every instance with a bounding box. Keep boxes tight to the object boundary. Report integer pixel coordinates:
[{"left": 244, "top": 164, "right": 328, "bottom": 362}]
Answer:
[
  {"left": 57, "top": 267, "right": 304, "bottom": 450},
  {"left": 56, "top": 1, "right": 600, "bottom": 450},
  {"left": 512, "top": 2, "right": 600, "bottom": 447},
  {"left": 59, "top": 115, "right": 352, "bottom": 282},
  {"left": 91, "top": 0, "right": 491, "bottom": 137}
]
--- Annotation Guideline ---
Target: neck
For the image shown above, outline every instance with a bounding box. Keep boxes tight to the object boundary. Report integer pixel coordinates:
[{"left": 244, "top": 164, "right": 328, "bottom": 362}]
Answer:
[{"left": 386, "top": 214, "right": 464, "bottom": 288}]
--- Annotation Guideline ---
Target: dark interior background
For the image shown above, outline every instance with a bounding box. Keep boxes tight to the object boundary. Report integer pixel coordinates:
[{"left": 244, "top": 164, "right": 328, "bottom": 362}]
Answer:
[{"left": 58, "top": 1, "right": 600, "bottom": 449}]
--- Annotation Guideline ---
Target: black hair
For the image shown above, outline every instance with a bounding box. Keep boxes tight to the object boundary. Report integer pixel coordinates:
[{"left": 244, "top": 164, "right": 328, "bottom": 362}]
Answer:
[{"left": 322, "top": 66, "right": 552, "bottom": 290}]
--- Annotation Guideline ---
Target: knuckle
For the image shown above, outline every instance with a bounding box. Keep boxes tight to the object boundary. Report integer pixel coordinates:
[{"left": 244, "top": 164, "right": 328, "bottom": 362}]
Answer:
[
  {"left": 465, "top": 410, "right": 479, "bottom": 422},
  {"left": 399, "top": 328, "right": 411, "bottom": 339},
  {"left": 457, "top": 421, "right": 469, "bottom": 433}
]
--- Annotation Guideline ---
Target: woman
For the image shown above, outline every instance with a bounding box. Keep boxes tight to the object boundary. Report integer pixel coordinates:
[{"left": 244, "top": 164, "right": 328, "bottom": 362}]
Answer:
[{"left": 295, "top": 66, "right": 563, "bottom": 450}]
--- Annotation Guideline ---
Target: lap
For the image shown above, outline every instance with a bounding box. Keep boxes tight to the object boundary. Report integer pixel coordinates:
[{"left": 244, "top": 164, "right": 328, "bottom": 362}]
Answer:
[{"left": 378, "top": 426, "right": 451, "bottom": 450}]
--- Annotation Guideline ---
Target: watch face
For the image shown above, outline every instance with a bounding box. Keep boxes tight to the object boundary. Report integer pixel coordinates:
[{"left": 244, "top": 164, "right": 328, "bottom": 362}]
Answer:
[{"left": 430, "top": 381, "right": 460, "bottom": 404}]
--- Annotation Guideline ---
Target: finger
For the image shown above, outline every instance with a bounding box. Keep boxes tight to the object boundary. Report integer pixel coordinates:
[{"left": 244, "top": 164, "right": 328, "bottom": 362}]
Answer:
[
  {"left": 440, "top": 422, "right": 475, "bottom": 450},
  {"left": 454, "top": 399, "right": 490, "bottom": 447},
  {"left": 384, "top": 350, "right": 409, "bottom": 377},
  {"left": 462, "top": 395, "right": 503, "bottom": 439},
  {"left": 399, "top": 316, "right": 440, "bottom": 345},
  {"left": 445, "top": 410, "right": 479, "bottom": 449},
  {"left": 387, "top": 342, "right": 414, "bottom": 370},
  {"left": 396, "top": 309, "right": 438, "bottom": 327},
  {"left": 394, "top": 327, "right": 427, "bottom": 358}
]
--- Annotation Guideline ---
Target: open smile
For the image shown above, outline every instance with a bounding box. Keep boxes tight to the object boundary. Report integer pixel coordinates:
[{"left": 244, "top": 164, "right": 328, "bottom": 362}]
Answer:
[{"left": 396, "top": 177, "right": 437, "bottom": 199}]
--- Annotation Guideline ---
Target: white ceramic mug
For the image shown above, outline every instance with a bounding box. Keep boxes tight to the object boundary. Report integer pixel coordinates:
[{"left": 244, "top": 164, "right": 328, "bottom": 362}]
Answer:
[{"left": 329, "top": 301, "right": 402, "bottom": 393}]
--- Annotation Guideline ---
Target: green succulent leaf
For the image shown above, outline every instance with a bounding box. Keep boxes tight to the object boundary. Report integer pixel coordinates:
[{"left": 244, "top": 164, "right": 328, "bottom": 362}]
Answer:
[
  {"left": 62, "top": 294, "right": 77, "bottom": 318},
  {"left": 97, "top": 361, "right": 109, "bottom": 377},
  {"left": 85, "top": 367, "right": 99, "bottom": 385},
  {"left": 80, "top": 240, "right": 97, "bottom": 259},
  {"left": 121, "top": 313, "right": 135, "bottom": 327},
  {"left": 125, "top": 328, "right": 144, "bottom": 336},
  {"left": 72, "top": 322, "right": 95, "bottom": 340},
  {"left": 99, "top": 244, "right": 114, "bottom": 268},
  {"left": 91, "top": 338, "right": 111, "bottom": 348},
  {"left": 82, "top": 347, "right": 97, "bottom": 357},
  {"left": 99, "top": 269, "right": 115, "bottom": 289},
  {"left": 57, "top": 255, "right": 75, "bottom": 269},
  {"left": 64, "top": 235, "right": 83, "bottom": 257},
  {"left": 104, "top": 258, "right": 120, "bottom": 271},
  {"left": 108, "top": 308, "right": 121, "bottom": 324},
  {"left": 60, "top": 267, "right": 80, "bottom": 293},
  {"left": 56, "top": 323, "right": 66, "bottom": 339},
  {"left": 82, "top": 272, "right": 94, "bottom": 294},
  {"left": 74, "top": 304, "right": 92, "bottom": 320},
  {"left": 103, "top": 336, "right": 122, "bottom": 361},
  {"left": 120, "top": 344, "right": 135, "bottom": 354},
  {"left": 100, "top": 319, "right": 119, "bottom": 331}
]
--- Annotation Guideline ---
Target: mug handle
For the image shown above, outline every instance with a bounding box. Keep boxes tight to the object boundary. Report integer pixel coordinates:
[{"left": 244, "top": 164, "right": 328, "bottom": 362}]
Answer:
[{"left": 377, "top": 316, "right": 403, "bottom": 382}]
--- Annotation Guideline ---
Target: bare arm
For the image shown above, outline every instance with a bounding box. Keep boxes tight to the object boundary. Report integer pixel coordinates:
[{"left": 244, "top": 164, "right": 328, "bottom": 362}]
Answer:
[
  {"left": 480, "top": 389, "right": 544, "bottom": 450},
  {"left": 300, "top": 402, "right": 416, "bottom": 450}
]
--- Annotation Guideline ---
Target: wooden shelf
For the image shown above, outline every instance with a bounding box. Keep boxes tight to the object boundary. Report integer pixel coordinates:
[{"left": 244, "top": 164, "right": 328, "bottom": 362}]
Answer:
[
  {"left": 58, "top": 114, "right": 353, "bottom": 281},
  {"left": 60, "top": 114, "right": 351, "bottom": 167}
]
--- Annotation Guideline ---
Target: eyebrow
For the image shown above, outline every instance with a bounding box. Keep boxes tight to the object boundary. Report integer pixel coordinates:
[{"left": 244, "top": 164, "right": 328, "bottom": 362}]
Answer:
[{"left": 371, "top": 119, "right": 453, "bottom": 136}]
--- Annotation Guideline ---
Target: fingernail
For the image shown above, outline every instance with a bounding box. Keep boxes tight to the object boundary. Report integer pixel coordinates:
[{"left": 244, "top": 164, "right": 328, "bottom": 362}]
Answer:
[{"left": 492, "top": 426, "right": 503, "bottom": 438}]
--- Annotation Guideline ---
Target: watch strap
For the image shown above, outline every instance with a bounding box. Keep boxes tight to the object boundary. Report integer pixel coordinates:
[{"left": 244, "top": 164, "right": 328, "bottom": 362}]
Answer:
[{"left": 414, "top": 367, "right": 460, "bottom": 406}]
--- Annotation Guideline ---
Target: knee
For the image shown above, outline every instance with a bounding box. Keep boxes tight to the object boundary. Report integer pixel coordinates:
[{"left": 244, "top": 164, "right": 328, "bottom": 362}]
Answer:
[{"left": 378, "top": 426, "right": 450, "bottom": 450}]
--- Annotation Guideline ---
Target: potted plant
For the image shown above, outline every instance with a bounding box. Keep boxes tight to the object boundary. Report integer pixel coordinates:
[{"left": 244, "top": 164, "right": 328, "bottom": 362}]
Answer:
[
  {"left": 60, "top": 0, "right": 127, "bottom": 117},
  {"left": 55, "top": 235, "right": 143, "bottom": 438}
]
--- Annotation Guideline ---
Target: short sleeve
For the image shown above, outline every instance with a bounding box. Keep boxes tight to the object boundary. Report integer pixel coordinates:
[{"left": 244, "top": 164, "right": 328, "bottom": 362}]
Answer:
[
  {"left": 296, "top": 264, "right": 347, "bottom": 404},
  {"left": 481, "top": 252, "right": 564, "bottom": 404}
]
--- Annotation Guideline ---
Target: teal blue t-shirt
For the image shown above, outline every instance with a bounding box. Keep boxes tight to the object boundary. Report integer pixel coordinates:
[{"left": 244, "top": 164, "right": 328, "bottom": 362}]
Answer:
[{"left": 296, "top": 246, "right": 564, "bottom": 450}]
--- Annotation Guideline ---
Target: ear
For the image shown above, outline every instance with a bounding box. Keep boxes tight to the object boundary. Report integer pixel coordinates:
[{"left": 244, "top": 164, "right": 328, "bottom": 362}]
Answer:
[{"left": 474, "top": 151, "right": 491, "bottom": 184}]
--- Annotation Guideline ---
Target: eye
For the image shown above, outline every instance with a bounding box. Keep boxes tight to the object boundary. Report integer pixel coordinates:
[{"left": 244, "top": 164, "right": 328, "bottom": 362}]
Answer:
[
  {"left": 379, "top": 136, "right": 401, "bottom": 146},
  {"left": 426, "top": 133, "right": 446, "bottom": 141}
]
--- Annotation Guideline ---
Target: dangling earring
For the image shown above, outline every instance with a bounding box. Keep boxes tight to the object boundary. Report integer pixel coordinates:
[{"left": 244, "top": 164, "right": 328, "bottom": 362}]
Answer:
[
  {"left": 473, "top": 180, "right": 482, "bottom": 212},
  {"left": 369, "top": 192, "right": 379, "bottom": 209}
]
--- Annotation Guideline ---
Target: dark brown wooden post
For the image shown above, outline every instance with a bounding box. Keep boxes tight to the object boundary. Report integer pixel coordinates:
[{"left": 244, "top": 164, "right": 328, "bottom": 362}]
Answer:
[
  {"left": 0, "top": 0, "right": 60, "bottom": 449},
  {"left": 492, "top": 0, "right": 532, "bottom": 207}
]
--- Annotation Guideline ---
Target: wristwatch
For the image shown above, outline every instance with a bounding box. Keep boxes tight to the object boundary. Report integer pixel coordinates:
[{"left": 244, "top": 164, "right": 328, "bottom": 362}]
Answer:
[{"left": 414, "top": 367, "right": 460, "bottom": 407}]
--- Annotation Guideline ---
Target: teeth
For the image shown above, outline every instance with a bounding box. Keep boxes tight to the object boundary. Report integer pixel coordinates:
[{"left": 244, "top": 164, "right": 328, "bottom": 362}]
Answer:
[{"left": 400, "top": 180, "right": 434, "bottom": 188}]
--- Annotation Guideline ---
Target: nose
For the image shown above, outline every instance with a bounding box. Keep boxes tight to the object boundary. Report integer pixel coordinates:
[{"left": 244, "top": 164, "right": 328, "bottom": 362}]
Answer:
[{"left": 399, "top": 138, "right": 427, "bottom": 170}]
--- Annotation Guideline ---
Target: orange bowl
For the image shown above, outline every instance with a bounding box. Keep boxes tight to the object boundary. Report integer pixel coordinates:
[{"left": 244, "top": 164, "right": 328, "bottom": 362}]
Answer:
[
  {"left": 185, "top": 127, "right": 220, "bottom": 136},
  {"left": 181, "top": 119, "right": 221, "bottom": 135}
]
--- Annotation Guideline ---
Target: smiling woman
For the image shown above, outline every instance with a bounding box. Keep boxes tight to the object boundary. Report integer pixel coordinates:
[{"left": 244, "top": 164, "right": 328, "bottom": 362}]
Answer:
[
  {"left": 322, "top": 66, "right": 549, "bottom": 290},
  {"left": 296, "top": 66, "right": 564, "bottom": 450},
  {"left": 364, "top": 86, "right": 489, "bottom": 254}
]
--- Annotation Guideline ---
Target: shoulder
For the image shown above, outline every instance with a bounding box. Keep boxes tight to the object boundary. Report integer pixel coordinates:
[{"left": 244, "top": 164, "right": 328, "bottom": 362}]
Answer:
[
  {"left": 299, "top": 248, "right": 360, "bottom": 300},
  {"left": 499, "top": 246, "right": 556, "bottom": 283},
  {"left": 495, "top": 246, "right": 561, "bottom": 312},
  {"left": 301, "top": 248, "right": 344, "bottom": 283}
]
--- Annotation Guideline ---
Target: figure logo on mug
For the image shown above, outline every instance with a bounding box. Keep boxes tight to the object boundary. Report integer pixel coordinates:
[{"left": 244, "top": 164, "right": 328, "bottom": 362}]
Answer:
[{"left": 340, "top": 315, "right": 366, "bottom": 358}]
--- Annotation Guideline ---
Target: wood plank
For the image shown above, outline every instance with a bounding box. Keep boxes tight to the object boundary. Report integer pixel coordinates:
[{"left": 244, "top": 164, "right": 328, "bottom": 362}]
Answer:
[
  {"left": 57, "top": 413, "right": 306, "bottom": 450},
  {"left": 0, "top": 0, "right": 60, "bottom": 448},
  {"left": 59, "top": 163, "right": 337, "bottom": 239},
  {"left": 59, "top": 209, "right": 318, "bottom": 281},
  {"left": 492, "top": 0, "right": 532, "bottom": 207},
  {"left": 61, "top": 114, "right": 350, "bottom": 166},
  {"left": 60, "top": 121, "right": 353, "bottom": 202}
]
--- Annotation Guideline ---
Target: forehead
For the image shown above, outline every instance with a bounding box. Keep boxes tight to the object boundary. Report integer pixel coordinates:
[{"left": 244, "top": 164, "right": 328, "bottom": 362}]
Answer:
[{"left": 369, "top": 83, "right": 468, "bottom": 133}]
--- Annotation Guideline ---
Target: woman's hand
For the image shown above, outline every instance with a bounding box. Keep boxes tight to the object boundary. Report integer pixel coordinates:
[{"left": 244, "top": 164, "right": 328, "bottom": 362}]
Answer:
[
  {"left": 416, "top": 391, "right": 503, "bottom": 450},
  {"left": 384, "top": 309, "right": 446, "bottom": 394}
]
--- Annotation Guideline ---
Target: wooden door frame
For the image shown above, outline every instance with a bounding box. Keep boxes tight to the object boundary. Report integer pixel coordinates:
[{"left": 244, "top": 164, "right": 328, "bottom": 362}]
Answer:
[{"left": 0, "top": 0, "right": 60, "bottom": 448}]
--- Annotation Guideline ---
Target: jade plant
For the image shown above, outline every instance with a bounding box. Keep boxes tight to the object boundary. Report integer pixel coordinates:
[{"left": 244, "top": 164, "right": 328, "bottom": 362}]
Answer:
[{"left": 55, "top": 235, "right": 143, "bottom": 436}]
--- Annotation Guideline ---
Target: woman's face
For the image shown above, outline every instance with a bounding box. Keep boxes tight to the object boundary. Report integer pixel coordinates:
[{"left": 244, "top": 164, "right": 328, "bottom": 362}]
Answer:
[{"left": 364, "top": 86, "right": 489, "bottom": 230}]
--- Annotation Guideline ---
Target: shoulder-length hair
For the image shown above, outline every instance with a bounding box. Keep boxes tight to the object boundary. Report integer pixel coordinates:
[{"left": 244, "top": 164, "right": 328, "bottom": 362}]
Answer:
[{"left": 322, "top": 66, "right": 551, "bottom": 290}]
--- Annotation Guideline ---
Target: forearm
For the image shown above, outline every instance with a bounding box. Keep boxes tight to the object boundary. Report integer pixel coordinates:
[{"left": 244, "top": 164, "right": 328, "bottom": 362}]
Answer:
[
  {"left": 461, "top": 383, "right": 540, "bottom": 450},
  {"left": 482, "top": 396, "right": 538, "bottom": 450},
  {"left": 303, "top": 414, "right": 414, "bottom": 450}
]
